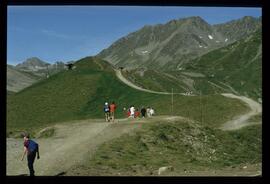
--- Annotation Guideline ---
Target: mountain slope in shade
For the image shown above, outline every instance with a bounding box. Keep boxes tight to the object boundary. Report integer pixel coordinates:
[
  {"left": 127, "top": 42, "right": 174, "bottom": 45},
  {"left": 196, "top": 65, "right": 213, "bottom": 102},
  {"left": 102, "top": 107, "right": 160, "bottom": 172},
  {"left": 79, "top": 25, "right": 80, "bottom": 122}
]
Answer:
[
  {"left": 7, "top": 65, "right": 41, "bottom": 92},
  {"left": 7, "top": 58, "right": 66, "bottom": 92},
  {"left": 97, "top": 16, "right": 261, "bottom": 71}
]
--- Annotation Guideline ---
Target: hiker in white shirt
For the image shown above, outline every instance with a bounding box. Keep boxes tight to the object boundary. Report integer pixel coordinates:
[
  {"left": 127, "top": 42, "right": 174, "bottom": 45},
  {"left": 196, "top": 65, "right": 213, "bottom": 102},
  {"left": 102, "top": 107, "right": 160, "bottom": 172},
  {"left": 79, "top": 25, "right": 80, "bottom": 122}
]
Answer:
[
  {"left": 146, "top": 107, "right": 151, "bottom": 117},
  {"left": 130, "top": 105, "right": 135, "bottom": 118},
  {"left": 149, "top": 107, "right": 155, "bottom": 117}
]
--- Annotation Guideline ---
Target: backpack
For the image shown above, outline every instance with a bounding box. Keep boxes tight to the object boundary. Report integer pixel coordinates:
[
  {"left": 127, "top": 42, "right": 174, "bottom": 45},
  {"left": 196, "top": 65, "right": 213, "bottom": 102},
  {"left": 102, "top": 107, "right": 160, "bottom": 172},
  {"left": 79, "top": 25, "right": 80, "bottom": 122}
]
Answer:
[
  {"left": 104, "top": 105, "right": 110, "bottom": 112},
  {"left": 28, "top": 140, "right": 38, "bottom": 153}
]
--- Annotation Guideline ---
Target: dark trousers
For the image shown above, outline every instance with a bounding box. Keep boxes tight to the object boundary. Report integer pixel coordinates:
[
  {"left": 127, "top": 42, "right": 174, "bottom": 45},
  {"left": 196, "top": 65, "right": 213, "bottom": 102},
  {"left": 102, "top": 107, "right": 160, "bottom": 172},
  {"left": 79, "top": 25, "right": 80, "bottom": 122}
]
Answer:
[
  {"left": 141, "top": 111, "right": 146, "bottom": 117},
  {"left": 27, "top": 151, "right": 36, "bottom": 176}
]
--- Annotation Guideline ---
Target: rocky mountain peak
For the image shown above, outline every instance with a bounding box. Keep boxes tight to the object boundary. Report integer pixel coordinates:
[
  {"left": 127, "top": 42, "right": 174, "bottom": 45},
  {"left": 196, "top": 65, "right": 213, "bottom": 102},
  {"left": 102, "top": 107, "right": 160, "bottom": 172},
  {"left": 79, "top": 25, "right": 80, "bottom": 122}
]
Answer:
[
  {"left": 98, "top": 16, "right": 261, "bottom": 70},
  {"left": 16, "top": 57, "right": 49, "bottom": 69}
]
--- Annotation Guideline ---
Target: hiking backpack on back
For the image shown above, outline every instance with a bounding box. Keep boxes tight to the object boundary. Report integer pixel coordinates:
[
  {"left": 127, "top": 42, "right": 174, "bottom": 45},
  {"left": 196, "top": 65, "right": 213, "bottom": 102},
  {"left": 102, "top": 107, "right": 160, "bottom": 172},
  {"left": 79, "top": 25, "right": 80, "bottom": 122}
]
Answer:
[
  {"left": 28, "top": 140, "right": 38, "bottom": 152},
  {"left": 104, "top": 105, "right": 110, "bottom": 112}
]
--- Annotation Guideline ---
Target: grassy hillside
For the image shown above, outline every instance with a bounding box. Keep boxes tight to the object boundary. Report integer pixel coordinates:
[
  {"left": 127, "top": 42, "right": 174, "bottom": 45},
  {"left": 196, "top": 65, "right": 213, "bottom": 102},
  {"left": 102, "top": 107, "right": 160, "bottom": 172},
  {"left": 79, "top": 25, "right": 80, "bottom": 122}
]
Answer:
[
  {"left": 67, "top": 120, "right": 261, "bottom": 176},
  {"left": 7, "top": 91, "right": 15, "bottom": 96},
  {"left": 7, "top": 57, "right": 248, "bottom": 137},
  {"left": 184, "top": 29, "right": 262, "bottom": 100},
  {"left": 121, "top": 69, "right": 188, "bottom": 93}
]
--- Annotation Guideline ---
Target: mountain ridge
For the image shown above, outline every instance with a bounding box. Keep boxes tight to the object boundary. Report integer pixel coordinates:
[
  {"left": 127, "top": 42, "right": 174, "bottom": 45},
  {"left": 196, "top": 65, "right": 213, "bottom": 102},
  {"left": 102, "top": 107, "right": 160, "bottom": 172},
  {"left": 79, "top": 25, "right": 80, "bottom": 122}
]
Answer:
[
  {"left": 116, "top": 28, "right": 261, "bottom": 101},
  {"left": 7, "top": 57, "right": 66, "bottom": 93},
  {"left": 97, "top": 16, "right": 261, "bottom": 70}
]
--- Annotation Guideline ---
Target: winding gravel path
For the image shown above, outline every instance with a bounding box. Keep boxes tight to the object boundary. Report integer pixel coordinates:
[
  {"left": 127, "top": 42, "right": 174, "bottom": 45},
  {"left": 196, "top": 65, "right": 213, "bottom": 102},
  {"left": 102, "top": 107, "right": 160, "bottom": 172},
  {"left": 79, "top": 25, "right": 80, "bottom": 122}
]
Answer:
[
  {"left": 115, "top": 69, "right": 187, "bottom": 95},
  {"left": 6, "top": 119, "right": 144, "bottom": 176},
  {"left": 6, "top": 116, "right": 189, "bottom": 176},
  {"left": 220, "top": 93, "right": 262, "bottom": 130}
]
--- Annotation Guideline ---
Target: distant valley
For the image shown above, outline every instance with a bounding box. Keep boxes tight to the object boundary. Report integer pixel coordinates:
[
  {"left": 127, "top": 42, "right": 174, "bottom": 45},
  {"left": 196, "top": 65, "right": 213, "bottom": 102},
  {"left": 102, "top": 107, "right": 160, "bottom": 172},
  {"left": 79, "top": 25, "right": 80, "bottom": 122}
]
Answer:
[{"left": 7, "top": 57, "right": 66, "bottom": 93}]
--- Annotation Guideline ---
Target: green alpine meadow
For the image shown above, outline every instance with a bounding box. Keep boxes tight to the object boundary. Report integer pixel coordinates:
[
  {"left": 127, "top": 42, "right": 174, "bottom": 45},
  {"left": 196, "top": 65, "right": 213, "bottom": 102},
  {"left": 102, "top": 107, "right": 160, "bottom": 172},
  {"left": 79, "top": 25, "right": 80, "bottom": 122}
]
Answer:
[
  {"left": 7, "top": 13, "right": 261, "bottom": 176},
  {"left": 7, "top": 57, "right": 249, "bottom": 137}
]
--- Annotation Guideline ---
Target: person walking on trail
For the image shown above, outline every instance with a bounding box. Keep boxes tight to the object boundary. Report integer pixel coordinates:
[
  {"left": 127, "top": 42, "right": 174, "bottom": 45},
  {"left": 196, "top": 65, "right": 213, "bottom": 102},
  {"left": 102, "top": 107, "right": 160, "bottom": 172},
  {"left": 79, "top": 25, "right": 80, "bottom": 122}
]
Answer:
[
  {"left": 141, "top": 107, "right": 146, "bottom": 118},
  {"left": 21, "top": 133, "right": 40, "bottom": 176},
  {"left": 127, "top": 107, "right": 131, "bottom": 117},
  {"left": 109, "top": 101, "right": 117, "bottom": 122},
  {"left": 150, "top": 107, "right": 155, "bottom": 117},
  {"left": 104, "top": 102, "right": 110, "bottom": 122},
  {"left": 146, "top": 107, "right": 151, "bottom": 117},
  {"left": 130, "top": 105, "right": 135, "bottom": 118},
  {"left": 135, "top": 109, "right": 140, "bottom": 118}
]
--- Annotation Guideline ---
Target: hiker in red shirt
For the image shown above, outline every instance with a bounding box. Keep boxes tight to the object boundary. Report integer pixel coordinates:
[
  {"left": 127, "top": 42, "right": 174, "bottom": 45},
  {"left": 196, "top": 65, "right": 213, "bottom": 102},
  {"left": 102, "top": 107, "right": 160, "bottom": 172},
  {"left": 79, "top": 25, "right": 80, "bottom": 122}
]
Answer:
[
  {"left": 135, "top": 109, "right": 140, "bottom": 118},
  {"left": 109, "top": 101, "right": 117, "bottom": 122},
  {"left": 127, "top": 109, "right": 131, "bottom": 117}
]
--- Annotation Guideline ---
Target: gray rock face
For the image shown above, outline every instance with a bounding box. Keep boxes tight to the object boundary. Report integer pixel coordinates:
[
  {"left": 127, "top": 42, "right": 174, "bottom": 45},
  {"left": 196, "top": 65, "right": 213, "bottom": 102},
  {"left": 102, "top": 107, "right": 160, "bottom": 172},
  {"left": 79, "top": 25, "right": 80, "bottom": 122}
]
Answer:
[
  {"left": 213, "top": 16, "right": 261, "bottom": 42},
  {"left": 15, "top": 57, "right": 49, "bottom": 71},
  {"left": 97, "top": 16, "right": 261, "bottom": 70}
]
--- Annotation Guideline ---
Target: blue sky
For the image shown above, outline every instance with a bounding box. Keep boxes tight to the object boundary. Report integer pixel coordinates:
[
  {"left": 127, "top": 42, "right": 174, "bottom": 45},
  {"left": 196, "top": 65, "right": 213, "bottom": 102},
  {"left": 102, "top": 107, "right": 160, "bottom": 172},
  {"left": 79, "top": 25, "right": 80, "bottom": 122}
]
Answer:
[{"left": 7, "top": 6, "right": 261, "bottom": 65}]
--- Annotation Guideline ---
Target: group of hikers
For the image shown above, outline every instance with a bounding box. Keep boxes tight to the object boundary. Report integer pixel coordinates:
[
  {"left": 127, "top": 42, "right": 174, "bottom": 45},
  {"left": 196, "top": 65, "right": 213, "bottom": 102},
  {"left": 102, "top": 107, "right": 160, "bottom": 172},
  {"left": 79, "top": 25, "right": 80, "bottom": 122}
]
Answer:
[
  {"left": 125, "top": 106, "right": 155, "bottom": 118},
  {"left": 103, "top": 101, "right": 117, "bottom": 122},
  {"left": 103, "top": 101, "right": 155, "bottom": 122}
]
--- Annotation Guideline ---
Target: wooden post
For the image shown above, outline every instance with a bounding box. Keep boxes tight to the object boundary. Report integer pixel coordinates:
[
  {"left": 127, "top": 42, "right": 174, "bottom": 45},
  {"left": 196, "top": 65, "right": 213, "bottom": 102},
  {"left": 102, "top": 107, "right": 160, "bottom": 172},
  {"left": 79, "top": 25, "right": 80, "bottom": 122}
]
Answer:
[
  {"left": 200, "top": 91, "right": 203, "bottom": 124},
  {"left": 171, "top": 88, "right": 174, "bottom": 116},
  {"left": 46, "top": 64, "right": 50, "bottom": 78}
]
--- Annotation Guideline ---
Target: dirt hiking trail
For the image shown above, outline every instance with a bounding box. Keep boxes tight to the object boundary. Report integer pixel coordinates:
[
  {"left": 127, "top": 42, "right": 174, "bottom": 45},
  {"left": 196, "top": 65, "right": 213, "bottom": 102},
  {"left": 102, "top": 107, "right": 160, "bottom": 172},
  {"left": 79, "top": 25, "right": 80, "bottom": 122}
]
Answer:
[
  {"left": 115, "top": 69, "right": 188, "bottom": 95},
  {"left": 220, "top": 93, "right": 262, "bottom": 131},
  {"left": 6, "top": 116, "right": 186, "bottom": 176},
  {"left": 7, "top": 115, "right": 261, "bottom": 176}
]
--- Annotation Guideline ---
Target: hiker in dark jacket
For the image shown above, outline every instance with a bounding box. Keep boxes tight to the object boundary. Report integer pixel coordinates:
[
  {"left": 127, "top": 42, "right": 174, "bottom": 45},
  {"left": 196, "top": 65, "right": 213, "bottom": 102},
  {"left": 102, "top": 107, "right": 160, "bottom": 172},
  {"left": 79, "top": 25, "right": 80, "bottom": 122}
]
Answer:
[
  {"left": 21, "top": 133, "right": 40, "bottom": 176},
  {"left": 141, "top": 107, "right": 146, "bottom": 118},
  {"left": 104, "top": 102, "right": 110, "bottom": 122}
]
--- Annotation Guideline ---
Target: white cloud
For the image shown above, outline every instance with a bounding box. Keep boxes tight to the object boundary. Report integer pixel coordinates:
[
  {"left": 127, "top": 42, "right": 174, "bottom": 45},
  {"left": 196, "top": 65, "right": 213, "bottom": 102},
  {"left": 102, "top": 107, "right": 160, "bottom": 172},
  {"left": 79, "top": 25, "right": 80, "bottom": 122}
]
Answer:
[
  {"left": 40, "top": 29, "right": 88, "bottom": 41},
  {"left": 9, "top": 26, "right": 73, "bottom": 41},
  {"left": 41, "top": 29, "right": 71, "bottom": 39}
]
